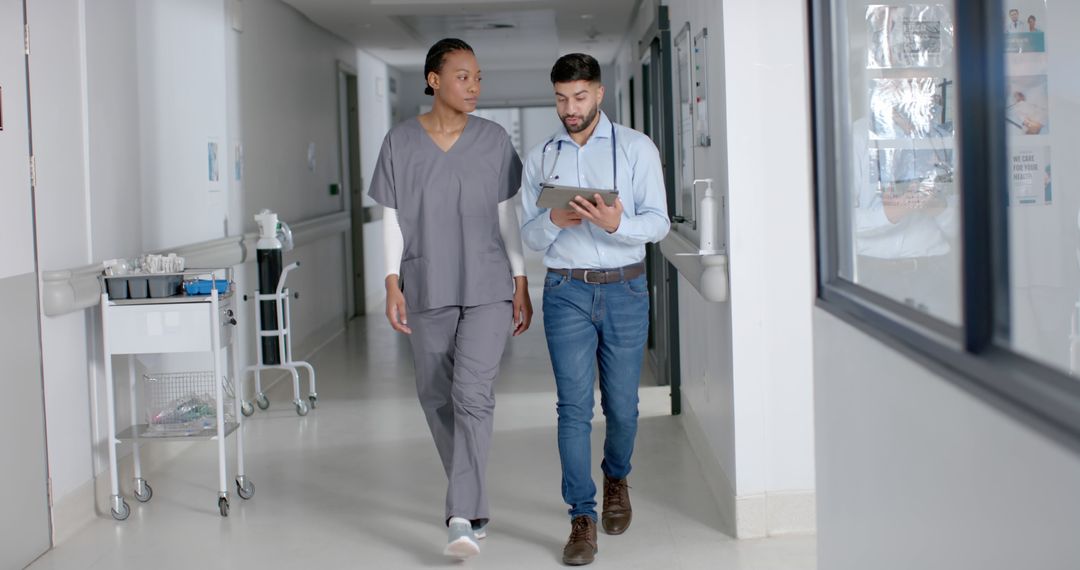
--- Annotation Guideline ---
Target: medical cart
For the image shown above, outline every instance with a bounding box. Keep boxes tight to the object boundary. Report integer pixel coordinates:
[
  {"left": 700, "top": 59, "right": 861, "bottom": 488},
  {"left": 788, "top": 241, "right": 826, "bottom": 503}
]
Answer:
[{"left": 99, "top": 268, "right": 254, "bottom": 519}]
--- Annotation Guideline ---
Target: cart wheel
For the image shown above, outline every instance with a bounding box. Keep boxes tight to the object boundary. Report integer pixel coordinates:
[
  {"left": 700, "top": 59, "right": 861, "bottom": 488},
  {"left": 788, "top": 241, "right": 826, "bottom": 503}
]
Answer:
[
  {"left": 111, "top": 499, "right": 130, "bottom": 521},
  {"left": 308, "top": 394, "right": 318, "bottom": 409},
  {"left": 256, "top": 394, "right": 270, "bottom": 410},
  {"left": 134, "top": 480, "right": 153, "bottom": 503},
  {"left": 295, "top": 400, "right": 309, "bottom": 416},
  {"left": 236, "top": 478, "right": 255, "bottom": 500},
  {"left": 241, "top": 401, "right": 255, "bottom": 417},
  {"left": 218, "top": 496, "right": 230, "bottom": 517}
]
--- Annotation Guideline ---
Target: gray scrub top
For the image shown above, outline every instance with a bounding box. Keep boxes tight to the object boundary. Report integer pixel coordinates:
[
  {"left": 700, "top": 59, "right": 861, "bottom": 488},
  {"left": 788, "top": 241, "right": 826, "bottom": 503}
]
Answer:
[{"left": 368, "top": 116, "right": 523, "bottom": 312}]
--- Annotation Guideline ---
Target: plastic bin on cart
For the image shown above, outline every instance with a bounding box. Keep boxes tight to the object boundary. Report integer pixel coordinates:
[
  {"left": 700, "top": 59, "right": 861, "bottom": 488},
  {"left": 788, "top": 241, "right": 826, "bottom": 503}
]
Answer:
[
  {"left": 105, "top": 277, "right": 129, "bottom": 300},
  {"left": 185, "top": 279, "right": 230, "bottom": 295},
  {"left": 148, "top": 275, "right": 183, "bottom": 298},
  {"left": 128, "top": 277, "right": 149, "bottom": 299}
]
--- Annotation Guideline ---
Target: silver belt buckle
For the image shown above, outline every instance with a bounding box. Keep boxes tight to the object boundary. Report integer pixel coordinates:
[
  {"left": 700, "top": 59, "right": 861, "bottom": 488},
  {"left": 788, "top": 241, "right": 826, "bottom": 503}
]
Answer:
[{"left": 582, "top": 270, "right": 603, "bottom": 284}]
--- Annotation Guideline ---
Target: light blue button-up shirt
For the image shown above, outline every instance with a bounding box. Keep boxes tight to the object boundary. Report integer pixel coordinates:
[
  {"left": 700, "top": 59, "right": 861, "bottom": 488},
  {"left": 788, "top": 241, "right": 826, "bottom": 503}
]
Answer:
[{"left": 520, "top": 112, "right": 670, "bottom": 269}]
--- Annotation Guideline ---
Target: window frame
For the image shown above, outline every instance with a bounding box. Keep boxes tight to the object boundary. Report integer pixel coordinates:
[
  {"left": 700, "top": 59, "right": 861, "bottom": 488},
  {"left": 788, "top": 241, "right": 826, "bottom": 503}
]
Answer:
[{"left": 809, "top": 0, "right": 1080, "bottom": 449}]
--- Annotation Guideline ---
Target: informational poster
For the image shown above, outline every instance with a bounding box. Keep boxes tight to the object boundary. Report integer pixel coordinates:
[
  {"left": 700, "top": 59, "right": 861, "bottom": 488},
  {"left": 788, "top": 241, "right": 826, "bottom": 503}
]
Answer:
[
  {"left": 1009, "top": 146, "right": 1052, "bottom": 206},
  {"left": 866, "top": 4, "right": 954, "bottom": 69},
  {"left": 1004, "top": 1, "right": 1051, "bottom": 208},
  {"left": 208, "top": 137, "right": 222, "bottom": 192},
  {"left": 1003, "top": 1, "right": 1047, "bottom": 53},
  {"left": 1005, "top": 75, "right": 1050, "bottom": 135}
]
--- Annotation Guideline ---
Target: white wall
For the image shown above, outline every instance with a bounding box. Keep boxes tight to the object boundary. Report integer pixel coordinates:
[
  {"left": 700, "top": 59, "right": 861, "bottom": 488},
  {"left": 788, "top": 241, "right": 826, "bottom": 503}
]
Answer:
[
  {"left": 28, "top": 0, "right": 357, "bottom": 538},
  {"left": 357, "top": 49, "right": 391, "bottom": 313},
  {"left": 610, "top": 0, "right": 816, "bottom": 537},
  {"left": 137, "top": 0, "right": 230, "bottom": 250},
  {"left": 815, "top": 310, "right": 1080, "bottom": 569}
]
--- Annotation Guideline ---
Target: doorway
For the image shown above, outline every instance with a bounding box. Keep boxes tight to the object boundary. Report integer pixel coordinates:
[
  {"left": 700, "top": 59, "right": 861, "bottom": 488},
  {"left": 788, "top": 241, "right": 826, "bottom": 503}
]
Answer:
[
  {"left": 340, "top": 69, "right": 365, "bottom": 317},
  {"left": 640, "top": 6, "right": 682, "bottom": 415}
]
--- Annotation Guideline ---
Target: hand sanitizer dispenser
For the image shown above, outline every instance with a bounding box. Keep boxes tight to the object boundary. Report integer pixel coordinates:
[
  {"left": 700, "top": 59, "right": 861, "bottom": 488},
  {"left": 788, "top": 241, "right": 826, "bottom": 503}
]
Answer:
[{"left": 693, "top": 179, "right": 720, "bottom": 255}]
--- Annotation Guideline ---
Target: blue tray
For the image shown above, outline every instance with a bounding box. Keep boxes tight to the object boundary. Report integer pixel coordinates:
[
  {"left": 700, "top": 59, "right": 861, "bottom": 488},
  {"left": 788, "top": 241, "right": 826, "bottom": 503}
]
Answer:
[{"left": 184, "top": 279, "right": 230, "bottom": 296}]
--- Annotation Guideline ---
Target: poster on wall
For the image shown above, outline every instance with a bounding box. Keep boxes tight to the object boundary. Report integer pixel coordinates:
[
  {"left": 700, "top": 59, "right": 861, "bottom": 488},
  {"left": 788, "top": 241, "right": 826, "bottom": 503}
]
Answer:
[
  {"left": 1005, "top": 75, "right": 1050, "bottom": 135},
  {"left": 869, "top": 77, "right": 954, "bottom": 139},
  {"left": 866, "top": 4, "right": 953, "bottom": 69},
  {"left": 208, "top": 137, "right": 222, "bottom": 192},
  {"left": 1009, "top": 147, "right": 1052, "bottom": 206},
  {"left": 1004, "top": 1, "right": 1047, "bottom": 53},
  {"left": 233, "top": 141, "right": 243, "bottom": 182}
]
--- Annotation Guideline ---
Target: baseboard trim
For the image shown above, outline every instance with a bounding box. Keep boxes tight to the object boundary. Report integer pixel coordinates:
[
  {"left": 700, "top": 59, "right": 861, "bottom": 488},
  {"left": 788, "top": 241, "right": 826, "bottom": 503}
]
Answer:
[
  {"left": 736, "top": 490, "right": 817, "bottom": 538},
  {"left": 52, "top": 315, "right": 346, "bottom": 545},
  {"left": 678, "top": 395, "right": 738, "bottom": 537},
  {"left": 679, "top": 395, "right": 817, "bottom": 539}
]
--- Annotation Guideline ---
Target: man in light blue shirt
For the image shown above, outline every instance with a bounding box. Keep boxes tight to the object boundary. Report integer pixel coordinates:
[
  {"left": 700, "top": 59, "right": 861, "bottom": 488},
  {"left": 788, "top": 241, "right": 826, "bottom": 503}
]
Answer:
[{"left": 519, "top": 53, "right": 668, "bottom": 566}]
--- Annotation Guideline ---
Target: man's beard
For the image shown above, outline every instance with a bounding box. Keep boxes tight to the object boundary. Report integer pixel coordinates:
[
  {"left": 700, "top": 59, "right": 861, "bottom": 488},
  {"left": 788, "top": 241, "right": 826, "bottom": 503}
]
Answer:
[{"left": 560, "top": 104, "right": 599, "bottom": 134}]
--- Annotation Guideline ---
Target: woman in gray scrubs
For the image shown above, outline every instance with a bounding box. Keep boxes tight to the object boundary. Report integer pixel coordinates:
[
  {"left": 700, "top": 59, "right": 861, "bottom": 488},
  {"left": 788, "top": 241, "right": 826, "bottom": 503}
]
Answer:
[{"left": 367, "top": 38, "right": 533, "bottom": 560}]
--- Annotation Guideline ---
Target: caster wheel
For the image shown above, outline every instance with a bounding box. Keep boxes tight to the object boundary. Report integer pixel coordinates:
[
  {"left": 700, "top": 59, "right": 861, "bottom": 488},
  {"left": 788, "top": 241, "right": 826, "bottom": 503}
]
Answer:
[
  {"left": 256, "top": 394, "right": 270, "bottom": 410},
  {"left": 241, "top": 402, "right": 254, "bottom": 417},
  {"left": 236, "top": 478, "right": 254, "bottom": 500},
  {"left": 295, "top": 401, "right": 309, "bottom": 416},
  {"left": 111, "top": 500, "right": 130, "bottom": 521},
  {"left": 134, "top": 480, "right": 153, "bottom": 503},
  {"left": 308, "top": 394, "right": 318, "bottom": 409},
  {"left": 218, "top": 497, "right": 229, "bottom": 517}
]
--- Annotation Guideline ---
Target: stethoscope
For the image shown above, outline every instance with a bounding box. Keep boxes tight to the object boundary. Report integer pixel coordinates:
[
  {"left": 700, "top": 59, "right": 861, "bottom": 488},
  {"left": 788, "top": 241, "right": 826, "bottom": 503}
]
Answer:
[{"left": 539, "top": 122, "right": 619, "bottom": 192}]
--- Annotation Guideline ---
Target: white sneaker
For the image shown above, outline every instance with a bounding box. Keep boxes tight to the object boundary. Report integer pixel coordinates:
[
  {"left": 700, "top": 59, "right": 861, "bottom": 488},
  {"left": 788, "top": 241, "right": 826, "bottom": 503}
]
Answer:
[
  {"left": 444, "top": 517, "right": 480, "bottom": 560},
  {"left": 473, "top": 520, "right": 488, "bottom": 540}
]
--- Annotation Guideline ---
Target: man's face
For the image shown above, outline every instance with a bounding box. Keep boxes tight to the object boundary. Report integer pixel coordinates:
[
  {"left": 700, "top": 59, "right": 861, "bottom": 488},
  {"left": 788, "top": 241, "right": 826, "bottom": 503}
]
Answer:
[
  {"left": 554, "top": 80, "right": 605, "bottom": 134},
  {"left": 1010, "top": 10, "right": 1019, "bottom": 23}
]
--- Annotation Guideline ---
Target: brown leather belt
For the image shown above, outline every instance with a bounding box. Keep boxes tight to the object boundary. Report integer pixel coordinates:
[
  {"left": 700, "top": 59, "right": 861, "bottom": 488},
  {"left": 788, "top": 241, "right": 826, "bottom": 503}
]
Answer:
[{"left": 548, "top": 263, "right": 645, "bottom": 285}]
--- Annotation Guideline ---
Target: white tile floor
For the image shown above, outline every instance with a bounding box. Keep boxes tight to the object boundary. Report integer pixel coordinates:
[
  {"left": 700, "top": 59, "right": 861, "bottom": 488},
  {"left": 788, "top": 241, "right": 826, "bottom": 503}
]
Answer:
[{"left": 29, "top": 280, "right": 816, "bottom": 569}]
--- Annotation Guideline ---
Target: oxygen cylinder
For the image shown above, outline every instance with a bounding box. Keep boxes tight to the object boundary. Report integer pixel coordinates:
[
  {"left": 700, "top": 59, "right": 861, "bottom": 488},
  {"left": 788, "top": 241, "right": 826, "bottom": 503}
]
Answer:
[{"left": 254, "top": 210, "right": 285, "bottom": 365}]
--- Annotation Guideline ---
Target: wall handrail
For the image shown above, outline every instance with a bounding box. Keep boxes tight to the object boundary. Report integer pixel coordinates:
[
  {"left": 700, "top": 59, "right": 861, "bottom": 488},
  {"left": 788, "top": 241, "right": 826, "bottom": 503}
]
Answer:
[{"left": 41, "top": 211, "right": 351, "bottom": 316}]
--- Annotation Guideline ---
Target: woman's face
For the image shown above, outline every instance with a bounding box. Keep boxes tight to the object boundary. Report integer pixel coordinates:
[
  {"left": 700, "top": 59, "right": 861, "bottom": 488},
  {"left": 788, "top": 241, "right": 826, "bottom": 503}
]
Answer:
[{"left": 429, "top": 50, "right": 481, "bottom": 113}]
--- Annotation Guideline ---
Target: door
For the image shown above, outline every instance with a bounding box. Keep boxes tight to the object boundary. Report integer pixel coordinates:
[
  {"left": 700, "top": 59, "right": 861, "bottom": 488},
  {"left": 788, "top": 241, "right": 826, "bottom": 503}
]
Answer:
[
  {"left": 640, "top": 6, "right": 682, "bottom": 415},
  {"left": 342, "top": 71, "right": 365, "bottom": 317},
  {"left": 0, "top": 0, "right": 53, "bottom": 566}
]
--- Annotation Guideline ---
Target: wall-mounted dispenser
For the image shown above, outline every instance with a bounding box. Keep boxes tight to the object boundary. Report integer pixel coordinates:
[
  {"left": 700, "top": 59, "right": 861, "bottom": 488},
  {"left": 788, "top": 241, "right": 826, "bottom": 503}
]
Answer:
[{"left": 666, "top": 178, "right": 728, "bottom": 302}]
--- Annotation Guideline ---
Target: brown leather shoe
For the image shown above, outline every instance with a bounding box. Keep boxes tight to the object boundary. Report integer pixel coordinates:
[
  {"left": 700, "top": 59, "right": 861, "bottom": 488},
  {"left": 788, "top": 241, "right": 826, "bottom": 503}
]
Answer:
[
  {"left": 562, "top": 515, "right": 597, "bottom": 566},
  {"left": 601, "top": 475, "right": 632, "bottom": 535}
]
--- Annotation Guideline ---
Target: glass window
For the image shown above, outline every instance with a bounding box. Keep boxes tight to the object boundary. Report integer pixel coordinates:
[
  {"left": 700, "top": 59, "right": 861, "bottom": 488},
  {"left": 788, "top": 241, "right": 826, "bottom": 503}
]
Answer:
[
  {"left": 831, "top": 1, "right": 963, "bottom": 324},
  {"left": 1002, "top": 1, "right": 1079, "bottom": 376}
]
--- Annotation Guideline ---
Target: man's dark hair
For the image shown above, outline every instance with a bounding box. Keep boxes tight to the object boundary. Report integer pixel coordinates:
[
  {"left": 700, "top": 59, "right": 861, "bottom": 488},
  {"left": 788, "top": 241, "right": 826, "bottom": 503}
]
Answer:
[
  {"left": 423, "top": 38, "right": 474, "bottom": 96},
  {"left": 550, "top": 53, "right": 601, "bottom": 85}
]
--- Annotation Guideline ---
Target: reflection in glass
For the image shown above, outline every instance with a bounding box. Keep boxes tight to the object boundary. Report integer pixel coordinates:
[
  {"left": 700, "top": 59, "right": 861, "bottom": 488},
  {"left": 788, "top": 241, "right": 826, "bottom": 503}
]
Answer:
[
  {"left": 835, "top": 1, "right": 962, "bottom": 323},
  {"left": 1003, "top": 0, "right": 1079, "bottom": 377}
]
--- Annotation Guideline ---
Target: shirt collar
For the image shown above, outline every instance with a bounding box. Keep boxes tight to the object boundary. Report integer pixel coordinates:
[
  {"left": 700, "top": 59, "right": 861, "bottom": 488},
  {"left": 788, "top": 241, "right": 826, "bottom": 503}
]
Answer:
[{"left": 553, "top": 111, "right": 613, "bottom": 146}]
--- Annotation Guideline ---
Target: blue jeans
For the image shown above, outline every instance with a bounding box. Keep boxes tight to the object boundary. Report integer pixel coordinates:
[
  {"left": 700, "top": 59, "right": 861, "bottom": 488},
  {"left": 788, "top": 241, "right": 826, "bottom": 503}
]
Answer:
[{"left": 542, "top": 270, "right": 650, "bottom": 521}]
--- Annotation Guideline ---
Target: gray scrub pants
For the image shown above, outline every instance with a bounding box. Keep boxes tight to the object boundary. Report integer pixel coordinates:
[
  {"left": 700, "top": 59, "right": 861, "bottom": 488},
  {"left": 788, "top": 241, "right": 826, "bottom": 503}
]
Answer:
[{"left": 407, "top": 301, "right": 512, "bottom": 524}]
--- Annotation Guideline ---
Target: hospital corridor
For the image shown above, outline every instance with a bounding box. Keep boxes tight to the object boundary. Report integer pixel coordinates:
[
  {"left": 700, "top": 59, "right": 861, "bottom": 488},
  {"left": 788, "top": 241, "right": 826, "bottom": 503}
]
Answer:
[{"left": 2, "top": 1, "right": 1080, "bottom": 569}]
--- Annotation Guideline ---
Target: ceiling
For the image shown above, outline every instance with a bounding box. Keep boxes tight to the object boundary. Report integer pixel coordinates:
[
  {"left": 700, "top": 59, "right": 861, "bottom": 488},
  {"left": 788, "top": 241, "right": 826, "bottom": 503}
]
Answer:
[{"left": 279, "top": 0, "right": 642, "bottom": 71}]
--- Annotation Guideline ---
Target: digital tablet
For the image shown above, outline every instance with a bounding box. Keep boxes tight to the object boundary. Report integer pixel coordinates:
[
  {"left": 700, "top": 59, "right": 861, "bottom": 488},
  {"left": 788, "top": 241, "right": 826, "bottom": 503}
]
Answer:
[{"left": 537, "top": 183, "right": 618, "bottom": 209}]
